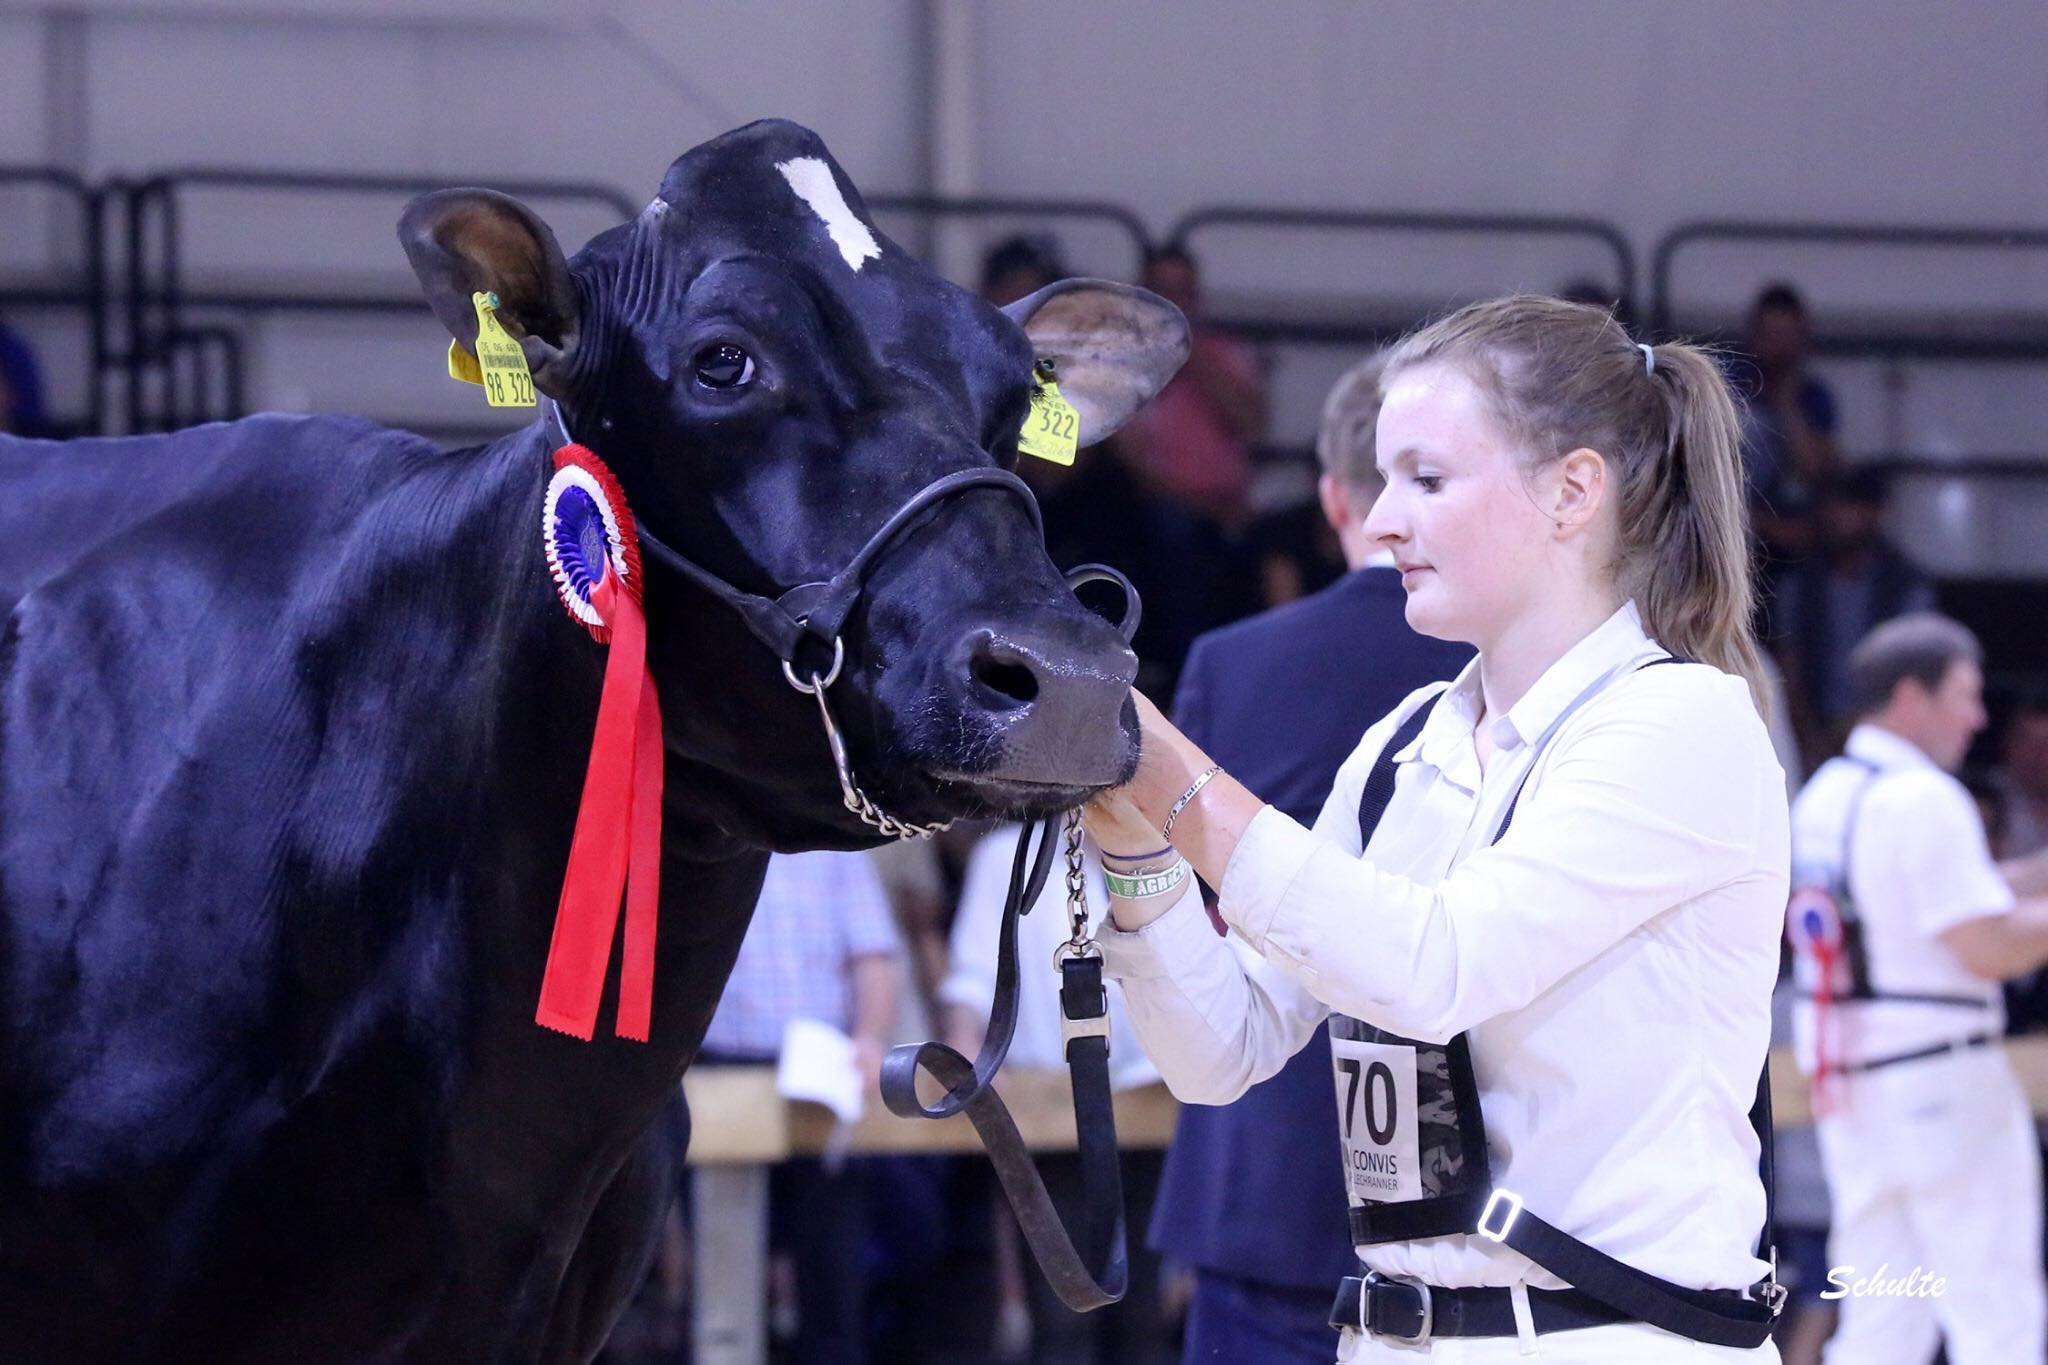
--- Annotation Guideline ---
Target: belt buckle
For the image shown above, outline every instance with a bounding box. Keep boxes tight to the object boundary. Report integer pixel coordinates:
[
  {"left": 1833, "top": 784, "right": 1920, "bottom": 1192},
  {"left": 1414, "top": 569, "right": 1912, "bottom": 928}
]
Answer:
[{"left": 1360, "top": 1271, "right": 1433, "bottom": 1346}]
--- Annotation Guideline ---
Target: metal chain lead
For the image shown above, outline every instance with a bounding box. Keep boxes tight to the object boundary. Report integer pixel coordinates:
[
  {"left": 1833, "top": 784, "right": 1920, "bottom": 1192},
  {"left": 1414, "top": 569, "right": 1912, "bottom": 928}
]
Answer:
[
  {"left": 1063, "top": 808, "right": 1092, "bottom": 951},
  {"left": 785, "top": 639, "right": 952, "bottom": 841}
]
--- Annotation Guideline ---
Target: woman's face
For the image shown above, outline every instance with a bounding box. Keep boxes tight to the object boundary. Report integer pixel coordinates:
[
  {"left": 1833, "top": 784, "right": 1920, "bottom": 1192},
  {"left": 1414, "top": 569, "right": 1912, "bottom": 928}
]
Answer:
[{"left": 1366, "top": 360, "right": 1560, "bottom": 648}]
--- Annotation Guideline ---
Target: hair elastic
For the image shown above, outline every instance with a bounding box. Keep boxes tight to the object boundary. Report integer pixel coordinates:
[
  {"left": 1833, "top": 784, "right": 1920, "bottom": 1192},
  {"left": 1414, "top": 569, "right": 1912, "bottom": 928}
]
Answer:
[{"left": 1639, "top": 343, "right": 1657, "bottom": 375}]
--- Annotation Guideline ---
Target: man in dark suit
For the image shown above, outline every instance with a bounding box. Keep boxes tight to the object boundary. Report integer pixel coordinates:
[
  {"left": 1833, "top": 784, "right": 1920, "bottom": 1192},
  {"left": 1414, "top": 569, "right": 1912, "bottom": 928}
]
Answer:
[{"left": 1149, "top": 354, "right": 1472, "bottom": 1363}]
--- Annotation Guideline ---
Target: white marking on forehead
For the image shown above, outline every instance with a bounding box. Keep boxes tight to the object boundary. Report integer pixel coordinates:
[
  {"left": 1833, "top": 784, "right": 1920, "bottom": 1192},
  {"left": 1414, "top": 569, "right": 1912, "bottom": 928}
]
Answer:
[{"left": 776, "top": 156, "right": 881, "bottom": 271}]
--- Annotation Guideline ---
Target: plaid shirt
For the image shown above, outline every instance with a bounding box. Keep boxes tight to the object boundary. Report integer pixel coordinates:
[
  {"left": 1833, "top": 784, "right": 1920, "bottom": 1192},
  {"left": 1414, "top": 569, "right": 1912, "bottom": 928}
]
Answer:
[{"left": 699, "top": 849, "right": 899, "bottom": 1060}]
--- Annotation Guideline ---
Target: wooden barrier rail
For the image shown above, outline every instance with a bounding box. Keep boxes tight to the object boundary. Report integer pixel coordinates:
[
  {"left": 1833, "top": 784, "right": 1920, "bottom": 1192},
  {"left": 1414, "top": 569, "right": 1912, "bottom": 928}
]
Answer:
[
  {"left": 682, "top": 1065, "right": 1183, "bottom": 1163},
  {"left": 684, "top": 1037, "right": 2048, "bottom": 1164}
]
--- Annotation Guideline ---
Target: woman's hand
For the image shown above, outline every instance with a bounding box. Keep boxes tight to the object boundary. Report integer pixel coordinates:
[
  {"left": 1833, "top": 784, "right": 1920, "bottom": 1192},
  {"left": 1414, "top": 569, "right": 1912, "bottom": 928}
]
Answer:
[
  {"left": 1083, "top": 690, "right": 1203, "bottom": 858},
  {"left": 1081, "top": 783, "right": 1164, "bottom": 862},
  {"left": 1085, "top": 687, "right": 1265, "bottom": 926}
]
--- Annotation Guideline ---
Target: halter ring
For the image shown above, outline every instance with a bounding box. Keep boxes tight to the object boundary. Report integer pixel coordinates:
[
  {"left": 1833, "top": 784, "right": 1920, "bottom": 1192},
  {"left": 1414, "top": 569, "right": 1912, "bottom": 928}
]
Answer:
[{"left": 780, "top": 635, "right": 846, "bottom": 695}]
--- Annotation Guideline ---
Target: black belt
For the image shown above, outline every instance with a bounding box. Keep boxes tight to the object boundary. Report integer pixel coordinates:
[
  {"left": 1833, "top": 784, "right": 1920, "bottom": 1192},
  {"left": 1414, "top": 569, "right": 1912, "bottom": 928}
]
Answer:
[
  {"left": 1826, "top": 1031, "right": 1994, "bottom": 1077},
  {"left": 1328, "top": 1271, "right": 1633, "bottom": 1344}
]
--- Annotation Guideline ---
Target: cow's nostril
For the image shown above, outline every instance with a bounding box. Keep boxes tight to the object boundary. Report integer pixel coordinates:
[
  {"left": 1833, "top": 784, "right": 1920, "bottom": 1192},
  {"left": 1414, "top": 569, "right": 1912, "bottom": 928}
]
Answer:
[{"left": 971, "top": 653, "right": 1040, "bottom": 707}]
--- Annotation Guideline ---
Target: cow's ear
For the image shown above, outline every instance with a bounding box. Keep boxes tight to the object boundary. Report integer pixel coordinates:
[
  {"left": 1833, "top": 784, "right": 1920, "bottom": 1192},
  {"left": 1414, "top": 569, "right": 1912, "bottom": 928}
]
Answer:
[
  {"left": 1003, "top": 280, "right": 1190, "bottom": 447},
  {"left": 399, "top": 189, "right": 581, "bottom": 399}
]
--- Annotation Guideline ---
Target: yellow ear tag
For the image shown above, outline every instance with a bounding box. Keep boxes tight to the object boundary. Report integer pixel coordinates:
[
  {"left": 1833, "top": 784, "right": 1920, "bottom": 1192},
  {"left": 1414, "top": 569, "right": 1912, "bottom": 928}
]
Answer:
[
  {"left": 1018, "top": 364, "right": 1080, "bottom": 466},
  {"left": 448, "top": 291, "right": 536, "bottom": 408}
]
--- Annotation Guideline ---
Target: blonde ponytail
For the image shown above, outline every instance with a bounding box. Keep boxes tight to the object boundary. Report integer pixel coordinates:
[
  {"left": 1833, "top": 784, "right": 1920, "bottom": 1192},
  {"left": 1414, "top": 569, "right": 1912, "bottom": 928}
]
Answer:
[{"left": 1633, "top": 342, "right": 1765, "bottom": 691}]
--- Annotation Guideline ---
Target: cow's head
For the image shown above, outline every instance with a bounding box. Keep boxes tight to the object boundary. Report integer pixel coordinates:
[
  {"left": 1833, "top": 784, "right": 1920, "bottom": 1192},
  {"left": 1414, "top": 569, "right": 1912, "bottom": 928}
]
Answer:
[{"left": 402, "top": 120, "right": 1186, "bottom": 848}]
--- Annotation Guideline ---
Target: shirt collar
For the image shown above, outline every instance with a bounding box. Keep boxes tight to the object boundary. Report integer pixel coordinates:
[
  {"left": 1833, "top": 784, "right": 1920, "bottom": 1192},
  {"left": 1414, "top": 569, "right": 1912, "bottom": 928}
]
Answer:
[
  {"left": 1393, "top": 657, "right": 1482, "bottom": 791},
  {"left": 1496, "top": 600, "right": 1664, "bottom": 753},
  {"left": 1363, "top": 549, "right": 1398, "bottom": 569},
  {"left": 1845, "top": 721, "right": 1939, "bottom": 773},
  {"left": 1391, "top": 600, "right": 1663, "bottom": 780}
]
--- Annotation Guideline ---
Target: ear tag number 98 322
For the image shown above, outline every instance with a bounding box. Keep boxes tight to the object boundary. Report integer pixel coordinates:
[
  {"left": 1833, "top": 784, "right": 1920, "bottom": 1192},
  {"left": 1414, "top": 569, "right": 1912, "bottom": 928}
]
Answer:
[
  {"left": 447, "top": 291, "right": 537, "bottom": 409},
  {"left": 1018, "top": 362, "right": 1080, "bottom": 466}
]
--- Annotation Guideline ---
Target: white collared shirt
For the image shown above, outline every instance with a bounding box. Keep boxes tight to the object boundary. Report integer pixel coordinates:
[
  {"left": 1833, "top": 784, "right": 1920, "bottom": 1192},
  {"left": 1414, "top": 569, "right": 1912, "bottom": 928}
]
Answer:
[
  {"left": 1789, "top": 723, "right": 2009, "bottom": 1073},
  {"left": 1099, "top": 602, "right": 1787, "bottom": 1293}
]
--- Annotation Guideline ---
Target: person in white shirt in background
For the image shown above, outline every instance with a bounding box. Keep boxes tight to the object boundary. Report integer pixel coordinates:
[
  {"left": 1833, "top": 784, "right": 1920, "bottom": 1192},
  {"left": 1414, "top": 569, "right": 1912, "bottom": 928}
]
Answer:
[
  {"left": 1080, "top": 295, "right": 1790, "bottom": 1362},
  {"left": 696, "top": 850, "right": 903, "bottom": 1364},
  {"left": 1788, "top": 613, "right": 2048, "bottom": 1365},
  {"left": 943, "top": 828, "right": 1166, "bottom": 1365}
]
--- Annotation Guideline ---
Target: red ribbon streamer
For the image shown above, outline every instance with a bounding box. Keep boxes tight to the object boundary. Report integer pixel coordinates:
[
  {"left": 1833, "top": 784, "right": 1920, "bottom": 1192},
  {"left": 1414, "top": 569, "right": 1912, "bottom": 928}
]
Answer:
[
  {"left": 535, "top": 566, "right": 665, "bottom": 1043},
  {"left": 1810, "top": 935, "right": 1842, "bottom": 1117}
]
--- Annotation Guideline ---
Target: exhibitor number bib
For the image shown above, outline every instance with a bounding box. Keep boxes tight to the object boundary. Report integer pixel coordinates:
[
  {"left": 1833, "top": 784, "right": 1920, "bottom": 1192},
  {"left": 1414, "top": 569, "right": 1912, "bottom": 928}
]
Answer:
[{"left": 1331, "top": 1036, "right": 1422, "bottom": 1202}]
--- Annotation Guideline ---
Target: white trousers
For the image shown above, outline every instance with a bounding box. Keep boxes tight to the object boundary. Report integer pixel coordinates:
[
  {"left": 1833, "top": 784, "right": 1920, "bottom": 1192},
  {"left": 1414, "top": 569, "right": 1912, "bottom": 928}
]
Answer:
[
  {"left": 1335, "top": 1319, "right": 1780, "bottom": 1363},
  {"left": 1816, "top": 1042, "right": 2046, "bottom": 1365}
]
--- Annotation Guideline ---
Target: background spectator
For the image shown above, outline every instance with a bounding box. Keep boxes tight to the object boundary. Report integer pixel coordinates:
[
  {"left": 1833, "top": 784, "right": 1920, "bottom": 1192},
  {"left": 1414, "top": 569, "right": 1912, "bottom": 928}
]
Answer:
[
  {"left": 1791, "top": 613, "right": 2048, "bottom": 1365},
  {"left": 1776, "top": 467, "right": 1936, "bottom": 761},
  {"left": 1112, "top": 244, "right": 1266, "bottom": 529},
  {"left": 868, "top": 839, "right": 952, "bottom": 1035},
  {"left": 0, "top": 319, "right": 51, "bottom": 437},
  {"left": 1734, "top": 283, "right": 1844, "bottom": 631},
  {"left": 1104, "top": 244, "right": 1270, "bottom": 699},
  {"left": 981, "top": 233, "right": 1067, "bottom": 308},
  {"left": 1997, "top": 693, "right": 2048, "bottom": 859},
  {"left": 697, "top": 850, "right": 904, "bottom": 1365}
]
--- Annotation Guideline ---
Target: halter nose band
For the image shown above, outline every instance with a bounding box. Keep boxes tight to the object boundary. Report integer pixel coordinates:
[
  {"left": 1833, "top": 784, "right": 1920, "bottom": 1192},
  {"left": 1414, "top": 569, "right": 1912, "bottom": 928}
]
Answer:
[{"left": 633, "top": 466, "right": 1047, "bottom": 670}]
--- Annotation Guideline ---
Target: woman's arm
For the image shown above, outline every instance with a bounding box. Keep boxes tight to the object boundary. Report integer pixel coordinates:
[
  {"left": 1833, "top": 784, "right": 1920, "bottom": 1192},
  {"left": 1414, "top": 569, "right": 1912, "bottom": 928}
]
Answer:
[
  {"left": 1094, "top": 886, "right": 1329, "bottom": 1104},
  {"left": 1097, "top": 672, "right": 1781, "bottom": 1043},
  {"left": 1084, "top": 693, "right": 1427, "bottom": 1101}
]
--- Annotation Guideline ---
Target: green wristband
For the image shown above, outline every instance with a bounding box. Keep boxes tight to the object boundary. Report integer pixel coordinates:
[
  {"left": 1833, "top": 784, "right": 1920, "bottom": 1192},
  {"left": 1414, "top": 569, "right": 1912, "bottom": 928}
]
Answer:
[{"left": 1103, "top": 858, "right": 1190, "bottom": 900}]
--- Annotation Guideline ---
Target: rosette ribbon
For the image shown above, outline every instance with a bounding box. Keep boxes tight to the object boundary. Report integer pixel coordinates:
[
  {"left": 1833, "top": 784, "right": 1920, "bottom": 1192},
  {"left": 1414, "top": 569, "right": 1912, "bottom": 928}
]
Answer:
[{"left": 534, "top": 444, "right": 664, "bottom": 1043}]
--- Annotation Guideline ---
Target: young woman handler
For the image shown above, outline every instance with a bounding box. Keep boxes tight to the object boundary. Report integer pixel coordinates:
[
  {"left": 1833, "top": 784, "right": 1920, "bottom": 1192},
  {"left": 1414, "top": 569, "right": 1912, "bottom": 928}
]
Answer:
[{"left": 1086, "top": 297, "right": 1789, "bottom": 1363}]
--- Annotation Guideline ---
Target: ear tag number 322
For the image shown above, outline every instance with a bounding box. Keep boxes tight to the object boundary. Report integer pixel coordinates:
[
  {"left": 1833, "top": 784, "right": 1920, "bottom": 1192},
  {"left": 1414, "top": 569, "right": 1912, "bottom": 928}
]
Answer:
[
  {"left": 447, "top": 291, "right": 536, "bottom": 409},
  {"left": 1018, "top": 368, "right": 1080, "bottom": 466}
]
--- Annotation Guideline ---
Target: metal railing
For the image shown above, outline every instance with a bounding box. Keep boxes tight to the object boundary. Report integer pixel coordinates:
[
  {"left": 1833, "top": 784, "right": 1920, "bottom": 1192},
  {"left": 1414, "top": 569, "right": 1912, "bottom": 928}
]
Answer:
[
  {"left": 1651, "top": 219, "right": 2048, "bottom": 359},
  {"left": 6, "top": 164, "right": 2042, "bottom": 452},
  {"left": 1167, "top": 204, "right": 1638, "bottom": 341},
  {"left": 0, "top": 166, "right": 111, "bottom": 433},
  {"left": 121, "top": 169, "right": 644, "bottom": 431},
  {"left": 865, "top": 191, "right": 1154, "bottom": 277},
  {"left": 117, "top": 175, "right": 1159, "bottom": 432}
]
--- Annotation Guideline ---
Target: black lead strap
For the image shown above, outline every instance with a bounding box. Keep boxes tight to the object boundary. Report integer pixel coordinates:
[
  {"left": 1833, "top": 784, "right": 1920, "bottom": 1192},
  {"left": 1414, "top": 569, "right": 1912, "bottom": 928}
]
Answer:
[{"left": 879, "top": 816, "right": 1130, "bottom": 1311}]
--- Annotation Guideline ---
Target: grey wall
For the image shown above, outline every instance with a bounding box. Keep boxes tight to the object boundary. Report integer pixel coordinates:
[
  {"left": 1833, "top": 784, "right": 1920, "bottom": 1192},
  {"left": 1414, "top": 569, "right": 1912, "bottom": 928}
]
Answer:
[{"left": 2, "top": 0, "right": 2045, "bottom": 460}]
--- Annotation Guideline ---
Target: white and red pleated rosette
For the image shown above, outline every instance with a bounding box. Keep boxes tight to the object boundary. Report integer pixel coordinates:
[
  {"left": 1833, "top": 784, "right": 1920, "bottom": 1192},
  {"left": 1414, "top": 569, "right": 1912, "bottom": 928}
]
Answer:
[{"left": 535, "top": 444, "right": 664, "bottom": 1043}]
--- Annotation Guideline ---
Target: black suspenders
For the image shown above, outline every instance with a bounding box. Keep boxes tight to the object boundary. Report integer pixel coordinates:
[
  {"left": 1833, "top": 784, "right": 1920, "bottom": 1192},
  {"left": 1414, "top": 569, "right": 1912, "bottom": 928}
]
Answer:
[
  {"left": 1349, "top": 657, "right": 1781, "bottom": 1348},
  {"left": 1813, "top": 755, "right": 1991, "bottom": 1011}
]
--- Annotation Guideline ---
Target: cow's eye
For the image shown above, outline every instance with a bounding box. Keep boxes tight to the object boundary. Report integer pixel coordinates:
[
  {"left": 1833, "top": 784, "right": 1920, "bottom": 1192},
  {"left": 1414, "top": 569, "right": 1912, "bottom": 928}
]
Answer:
[{"left": 692, "top": 343, "right": 755, "bottom": 390}]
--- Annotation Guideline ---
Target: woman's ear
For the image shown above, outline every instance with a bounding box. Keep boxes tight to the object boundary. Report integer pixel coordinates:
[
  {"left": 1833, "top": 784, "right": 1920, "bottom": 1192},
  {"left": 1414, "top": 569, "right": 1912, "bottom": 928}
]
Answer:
[{"left": 1550, "top": 446, "right": 1609, "bottom": 536}]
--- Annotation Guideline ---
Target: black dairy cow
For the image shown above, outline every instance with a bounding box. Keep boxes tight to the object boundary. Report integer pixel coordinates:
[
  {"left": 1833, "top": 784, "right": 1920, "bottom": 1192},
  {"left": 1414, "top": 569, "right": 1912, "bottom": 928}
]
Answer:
[{"left": 0, "top": 120, "right": 1185, "bottom": 1363}]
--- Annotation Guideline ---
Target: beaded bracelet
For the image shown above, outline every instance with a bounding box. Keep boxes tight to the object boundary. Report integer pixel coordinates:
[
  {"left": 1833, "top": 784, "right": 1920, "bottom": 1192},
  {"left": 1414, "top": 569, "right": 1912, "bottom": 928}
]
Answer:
[{"left": 1100, "top": 844, "right": 1174, "bottom": 868}]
